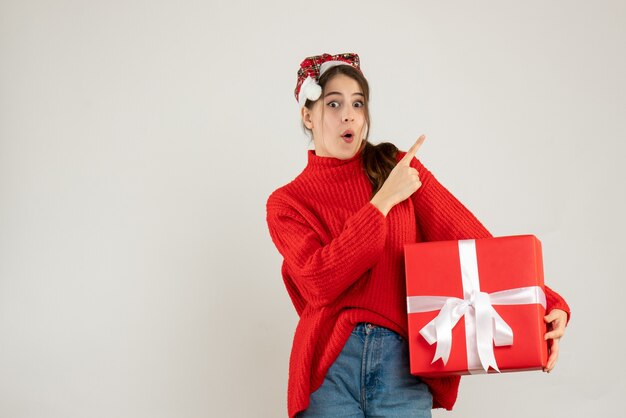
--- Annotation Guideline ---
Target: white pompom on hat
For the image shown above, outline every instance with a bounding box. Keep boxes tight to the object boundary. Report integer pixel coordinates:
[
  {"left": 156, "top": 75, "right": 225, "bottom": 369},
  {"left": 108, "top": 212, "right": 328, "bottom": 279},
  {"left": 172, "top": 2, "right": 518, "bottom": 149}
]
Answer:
[{"left": 294, "top": 53, "right": 361, "bottom": 108}]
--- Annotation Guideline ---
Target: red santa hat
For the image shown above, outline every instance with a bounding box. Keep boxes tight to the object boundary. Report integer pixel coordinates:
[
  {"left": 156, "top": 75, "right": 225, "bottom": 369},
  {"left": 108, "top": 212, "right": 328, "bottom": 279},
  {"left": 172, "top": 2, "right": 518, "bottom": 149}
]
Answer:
[{"left": 294, "top": 53, "right": 361, "bottom": 108}]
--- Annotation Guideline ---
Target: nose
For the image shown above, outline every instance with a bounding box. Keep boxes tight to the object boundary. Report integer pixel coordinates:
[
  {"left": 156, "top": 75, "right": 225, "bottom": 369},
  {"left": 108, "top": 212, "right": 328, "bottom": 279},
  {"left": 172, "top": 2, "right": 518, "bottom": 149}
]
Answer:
[{"left": 343, "top": 108, "right": 355, "bottom": 122}]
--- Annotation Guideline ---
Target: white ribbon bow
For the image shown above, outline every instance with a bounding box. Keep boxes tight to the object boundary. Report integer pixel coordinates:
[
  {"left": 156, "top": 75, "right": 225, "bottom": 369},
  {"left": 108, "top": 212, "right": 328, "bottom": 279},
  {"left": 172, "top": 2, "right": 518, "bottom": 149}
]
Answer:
[{"left": 406, "top": 239, "right": 546, "bottom": 373}]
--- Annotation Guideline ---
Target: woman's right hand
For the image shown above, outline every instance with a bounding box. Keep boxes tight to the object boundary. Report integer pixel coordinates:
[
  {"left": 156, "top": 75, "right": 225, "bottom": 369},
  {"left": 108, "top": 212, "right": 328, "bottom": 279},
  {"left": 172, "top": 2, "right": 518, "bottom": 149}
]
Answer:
[{"left": 370, "top": 135, "right": 425, "bottom": 217}]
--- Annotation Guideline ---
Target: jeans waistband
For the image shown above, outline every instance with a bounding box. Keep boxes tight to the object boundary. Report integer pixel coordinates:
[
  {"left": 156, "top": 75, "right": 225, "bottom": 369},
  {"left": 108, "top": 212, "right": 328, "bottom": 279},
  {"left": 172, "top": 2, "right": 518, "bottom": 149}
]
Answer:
[{"left": 352, "top": 322, "right": 397, "bottom": 337}]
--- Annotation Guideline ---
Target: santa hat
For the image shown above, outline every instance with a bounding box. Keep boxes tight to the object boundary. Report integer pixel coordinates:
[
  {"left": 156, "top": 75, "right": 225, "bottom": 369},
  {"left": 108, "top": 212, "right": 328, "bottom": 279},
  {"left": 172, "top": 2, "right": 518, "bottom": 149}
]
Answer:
[{"left": 294, "top": 53, "right": 361, "bottom": 108}]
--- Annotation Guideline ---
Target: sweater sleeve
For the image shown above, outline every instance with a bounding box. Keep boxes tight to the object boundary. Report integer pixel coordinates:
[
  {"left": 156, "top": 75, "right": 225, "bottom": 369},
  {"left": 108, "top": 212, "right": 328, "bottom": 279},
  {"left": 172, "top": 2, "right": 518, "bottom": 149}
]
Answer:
[
  {"left": 407, "top": 155, "right": 492, "bottom": 242},
  {"left": 545, "top": 284, "right": 571, "bottom": 322},
  {"left": 406, "top": 154, "right": 571, "bottom": 321},
  {"left": 266, "top": 192, "right": 387, "bottom": 308}
]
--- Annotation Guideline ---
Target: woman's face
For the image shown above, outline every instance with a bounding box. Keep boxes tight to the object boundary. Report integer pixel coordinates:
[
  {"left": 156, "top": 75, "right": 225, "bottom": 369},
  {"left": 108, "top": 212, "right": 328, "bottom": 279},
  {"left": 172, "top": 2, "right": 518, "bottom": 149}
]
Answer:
[{"left": 302, "top": 74, "right": 367, "bottom": 160}]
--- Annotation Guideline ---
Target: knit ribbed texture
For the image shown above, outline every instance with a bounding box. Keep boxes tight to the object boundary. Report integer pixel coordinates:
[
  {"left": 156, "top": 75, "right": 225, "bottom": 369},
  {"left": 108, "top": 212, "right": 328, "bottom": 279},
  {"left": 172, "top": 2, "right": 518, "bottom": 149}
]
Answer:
[{"left": 266, "top": 150, "right": 570, "bottom": 417}]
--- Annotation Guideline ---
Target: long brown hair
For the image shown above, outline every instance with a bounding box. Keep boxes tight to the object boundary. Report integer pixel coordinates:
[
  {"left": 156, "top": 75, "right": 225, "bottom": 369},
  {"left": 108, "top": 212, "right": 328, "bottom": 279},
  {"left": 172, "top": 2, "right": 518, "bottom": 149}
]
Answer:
[{"left": 303, "top": 65, "right": 398, "bottom": 196}]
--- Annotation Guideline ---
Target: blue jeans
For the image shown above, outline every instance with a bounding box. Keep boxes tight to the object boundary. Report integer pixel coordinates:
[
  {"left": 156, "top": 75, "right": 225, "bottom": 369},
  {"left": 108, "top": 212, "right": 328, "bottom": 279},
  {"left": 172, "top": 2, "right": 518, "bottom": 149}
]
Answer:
[{"left": 298, "top": 323, "right": 432, "bottom": 418}]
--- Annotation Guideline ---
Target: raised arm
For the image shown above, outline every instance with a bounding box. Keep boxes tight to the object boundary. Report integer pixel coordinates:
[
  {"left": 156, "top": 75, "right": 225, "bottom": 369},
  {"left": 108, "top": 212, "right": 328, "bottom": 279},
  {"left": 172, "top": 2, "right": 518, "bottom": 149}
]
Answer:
[{"left": 408, "top": 155, "right": 492, "bottom": 241}]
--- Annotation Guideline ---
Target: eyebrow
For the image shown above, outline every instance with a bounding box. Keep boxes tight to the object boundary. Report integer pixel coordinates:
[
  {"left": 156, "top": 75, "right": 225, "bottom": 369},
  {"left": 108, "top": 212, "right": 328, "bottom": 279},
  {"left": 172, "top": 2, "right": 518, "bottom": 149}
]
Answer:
[{"left": 324, "top": 91, "right": 365, "bottom": 98}]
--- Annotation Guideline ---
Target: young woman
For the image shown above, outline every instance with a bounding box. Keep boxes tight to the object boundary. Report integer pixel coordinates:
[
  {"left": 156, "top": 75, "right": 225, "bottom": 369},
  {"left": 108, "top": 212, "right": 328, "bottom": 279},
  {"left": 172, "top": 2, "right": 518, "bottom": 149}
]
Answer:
[{"left": 266, "top": 53, "right": 569, "bottom": 418}]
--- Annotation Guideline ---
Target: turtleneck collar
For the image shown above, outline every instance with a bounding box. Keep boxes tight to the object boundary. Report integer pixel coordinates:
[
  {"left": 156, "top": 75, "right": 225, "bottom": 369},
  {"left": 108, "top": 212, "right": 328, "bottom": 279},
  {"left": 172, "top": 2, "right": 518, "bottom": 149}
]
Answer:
[{"left": 305, "top": 149, "right": 363, "bottom": 172}]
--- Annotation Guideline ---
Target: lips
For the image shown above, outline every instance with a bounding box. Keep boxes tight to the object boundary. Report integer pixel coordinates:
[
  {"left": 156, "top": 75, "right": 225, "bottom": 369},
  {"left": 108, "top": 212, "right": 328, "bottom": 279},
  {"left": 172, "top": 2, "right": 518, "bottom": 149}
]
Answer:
[{"left": 341, "top": 130, "right": 355, "bottom": 143}]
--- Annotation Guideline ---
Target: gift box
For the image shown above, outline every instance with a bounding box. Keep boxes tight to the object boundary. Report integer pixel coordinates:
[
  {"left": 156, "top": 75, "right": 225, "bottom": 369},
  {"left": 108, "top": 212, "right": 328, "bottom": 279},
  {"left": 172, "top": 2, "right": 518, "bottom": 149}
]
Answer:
[{"left": 404, "top": 235, "right": 548, "bottom": 376}]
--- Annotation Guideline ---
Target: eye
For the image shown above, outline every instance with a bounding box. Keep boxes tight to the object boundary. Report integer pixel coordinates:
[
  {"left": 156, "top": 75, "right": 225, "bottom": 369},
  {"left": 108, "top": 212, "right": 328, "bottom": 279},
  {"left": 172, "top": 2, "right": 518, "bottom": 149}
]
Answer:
[
  {"left": 353, "top": 101, "right": 364, "bottom": 108},
  {"left": 327, "top": 101, "right": 340, "bottom": 108}
]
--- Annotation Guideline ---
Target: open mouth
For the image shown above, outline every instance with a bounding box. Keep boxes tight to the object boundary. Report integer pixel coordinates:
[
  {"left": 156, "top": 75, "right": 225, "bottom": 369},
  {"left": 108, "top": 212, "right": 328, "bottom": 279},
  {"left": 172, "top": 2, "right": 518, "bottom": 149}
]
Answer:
[{"left": 341, "top": 130, "right": 355, "bottom": 142}]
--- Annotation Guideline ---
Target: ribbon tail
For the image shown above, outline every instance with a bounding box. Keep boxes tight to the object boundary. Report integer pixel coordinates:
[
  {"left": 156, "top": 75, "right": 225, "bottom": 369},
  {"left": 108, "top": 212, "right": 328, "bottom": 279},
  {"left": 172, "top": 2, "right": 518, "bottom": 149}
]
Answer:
[
  {"left": 419, "top": 318, "right": 437, "bottom": 345},
  {"left": 429, "top": 301, "right": 455, "bottom": 365},
  {"left": 418, "top": 298, "right": 465, "bottom": 366},
  {"left": 432, "top": 308, "right": 453, "bottom": 365},
  {"left": 492, "top": 308, "right": 513, "bottom": 347},
  {"left": 474, "top": 293, "right": 500, "bottom": 372}
]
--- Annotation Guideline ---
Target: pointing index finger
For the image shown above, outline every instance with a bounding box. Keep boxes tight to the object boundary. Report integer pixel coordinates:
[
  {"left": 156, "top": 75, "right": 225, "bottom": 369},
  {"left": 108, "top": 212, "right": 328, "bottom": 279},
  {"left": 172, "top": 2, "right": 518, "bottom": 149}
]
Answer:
[{"left": 399, "top": 135, "right": 425, "bottom": 165}]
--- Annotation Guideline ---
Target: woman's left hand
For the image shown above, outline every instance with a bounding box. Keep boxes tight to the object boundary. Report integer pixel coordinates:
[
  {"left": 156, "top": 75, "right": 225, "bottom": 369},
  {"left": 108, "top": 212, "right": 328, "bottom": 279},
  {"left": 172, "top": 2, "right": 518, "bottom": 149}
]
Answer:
[{"left": 543, "top": 308, "right": 568, "bottom": 373}]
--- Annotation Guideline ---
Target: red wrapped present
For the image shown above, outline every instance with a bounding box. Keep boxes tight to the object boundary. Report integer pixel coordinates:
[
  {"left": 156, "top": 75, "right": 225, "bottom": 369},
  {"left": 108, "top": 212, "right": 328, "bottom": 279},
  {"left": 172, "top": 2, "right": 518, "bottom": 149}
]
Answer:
[{"left": 404, "top": 235, "right": 548, "bottom": 376}]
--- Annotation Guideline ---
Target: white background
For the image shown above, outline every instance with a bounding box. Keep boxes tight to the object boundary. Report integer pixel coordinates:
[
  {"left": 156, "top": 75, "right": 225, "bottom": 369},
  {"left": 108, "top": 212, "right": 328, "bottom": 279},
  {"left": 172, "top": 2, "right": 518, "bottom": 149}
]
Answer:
[{"left": 1, "top": 1, "right": 624, "bottom": 417}]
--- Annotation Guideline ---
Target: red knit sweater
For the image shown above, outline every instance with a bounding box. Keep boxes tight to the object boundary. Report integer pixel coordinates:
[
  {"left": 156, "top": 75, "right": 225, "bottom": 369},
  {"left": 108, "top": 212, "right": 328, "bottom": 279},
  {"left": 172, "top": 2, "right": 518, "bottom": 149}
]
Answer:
[{"left": 266, "top": 149, "right": 570, "bottom": 417}]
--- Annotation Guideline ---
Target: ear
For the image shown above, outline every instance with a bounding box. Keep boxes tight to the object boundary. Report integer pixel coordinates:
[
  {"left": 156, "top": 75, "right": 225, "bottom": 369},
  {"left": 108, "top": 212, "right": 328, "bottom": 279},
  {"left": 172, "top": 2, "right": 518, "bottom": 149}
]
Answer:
[{"left": 301, "top": 106, "right": 314, "bottom": 130}]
